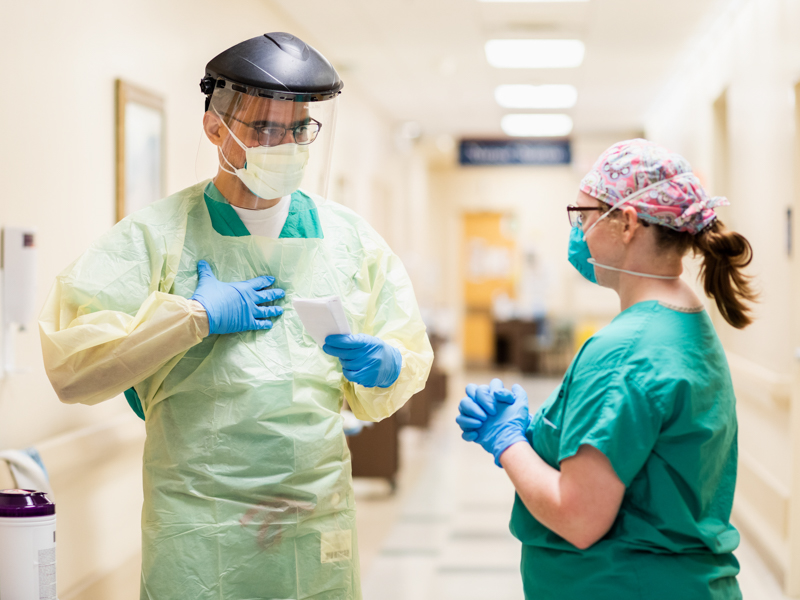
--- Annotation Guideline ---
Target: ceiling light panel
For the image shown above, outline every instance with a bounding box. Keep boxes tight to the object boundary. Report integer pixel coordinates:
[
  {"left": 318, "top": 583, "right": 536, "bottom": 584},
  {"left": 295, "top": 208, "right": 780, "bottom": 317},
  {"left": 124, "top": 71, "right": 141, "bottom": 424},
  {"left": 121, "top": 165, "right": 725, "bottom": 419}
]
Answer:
[
  {"left": 501, "top": 114, "right": 573, "bottom": 137},
  {"left": 479, "top": 0, "right": 588, "bottom": 2},
  {"left": 495, "top": 84, "right": 577, "bottom": 108},
  {"left": 485, "top": 39, "right": 585, "bottom": 68}
]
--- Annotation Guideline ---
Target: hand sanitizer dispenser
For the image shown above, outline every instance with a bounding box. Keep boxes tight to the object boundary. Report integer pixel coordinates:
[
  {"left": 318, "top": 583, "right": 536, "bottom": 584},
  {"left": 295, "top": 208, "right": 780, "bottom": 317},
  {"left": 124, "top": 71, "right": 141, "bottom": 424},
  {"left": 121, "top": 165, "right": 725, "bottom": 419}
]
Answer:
[{"left": 2, "top": 227, "right": 37, "bottom": 372}]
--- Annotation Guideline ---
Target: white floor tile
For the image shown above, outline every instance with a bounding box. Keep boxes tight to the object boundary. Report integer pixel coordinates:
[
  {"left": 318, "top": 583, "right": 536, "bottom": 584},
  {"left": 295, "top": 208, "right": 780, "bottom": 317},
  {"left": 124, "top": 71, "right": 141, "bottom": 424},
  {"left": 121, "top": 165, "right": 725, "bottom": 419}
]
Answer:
[
  {"left": 430, "top": 571, "right": 525, "bottom": 600},
  {"left": 361, "top": 555, "right": 439, "bottom": 600}
]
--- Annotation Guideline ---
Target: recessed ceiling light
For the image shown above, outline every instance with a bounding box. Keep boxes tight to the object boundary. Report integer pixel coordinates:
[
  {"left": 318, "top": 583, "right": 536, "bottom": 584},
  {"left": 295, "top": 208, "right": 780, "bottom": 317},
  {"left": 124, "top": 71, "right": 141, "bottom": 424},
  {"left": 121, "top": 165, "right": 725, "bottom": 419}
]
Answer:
[
  {"left": 501, "top": 114, "right": 573, "bottom": 137},
  {"left": 485, "top": 39, "right": 585, "bottom": 68},
  {"left": 495, "top": 84, "right": 577, "bottom": 108},
  {"left": 479, "top": 0, "right": 588, "bottom": 2}
]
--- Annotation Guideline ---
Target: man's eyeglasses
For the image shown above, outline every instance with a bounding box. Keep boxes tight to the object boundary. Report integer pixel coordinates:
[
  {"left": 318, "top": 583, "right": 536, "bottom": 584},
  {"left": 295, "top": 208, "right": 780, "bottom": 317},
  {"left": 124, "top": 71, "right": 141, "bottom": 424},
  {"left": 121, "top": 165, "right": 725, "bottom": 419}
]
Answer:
[
  {"left": 226, "top": 114, "right": 322, "bottom": 147},
  {"left": 566, "top": 205, "right": 605, "bottom": 228}
]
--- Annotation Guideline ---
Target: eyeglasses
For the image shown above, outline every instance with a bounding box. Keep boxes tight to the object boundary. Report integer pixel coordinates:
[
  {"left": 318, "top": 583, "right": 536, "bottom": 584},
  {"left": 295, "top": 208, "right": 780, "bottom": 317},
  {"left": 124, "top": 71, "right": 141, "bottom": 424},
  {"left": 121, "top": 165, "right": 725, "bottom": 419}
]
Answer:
[
  {"left": 225, "top": 114, "right": 322, "bottom": 147},
  {"left": 566, "top": 205, "right": 606, "bottom": 228}
]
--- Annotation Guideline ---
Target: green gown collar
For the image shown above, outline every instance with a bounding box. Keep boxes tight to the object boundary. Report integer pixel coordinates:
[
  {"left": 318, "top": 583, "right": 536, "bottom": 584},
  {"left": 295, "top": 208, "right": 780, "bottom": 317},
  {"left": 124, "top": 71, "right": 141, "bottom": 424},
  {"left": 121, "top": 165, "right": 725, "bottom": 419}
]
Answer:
[
  {"left": 202, "top": 181, "right": 323, "bottom": 239},
  {"left": 203, "top": 182, "right": 250, "bottom": 237}
]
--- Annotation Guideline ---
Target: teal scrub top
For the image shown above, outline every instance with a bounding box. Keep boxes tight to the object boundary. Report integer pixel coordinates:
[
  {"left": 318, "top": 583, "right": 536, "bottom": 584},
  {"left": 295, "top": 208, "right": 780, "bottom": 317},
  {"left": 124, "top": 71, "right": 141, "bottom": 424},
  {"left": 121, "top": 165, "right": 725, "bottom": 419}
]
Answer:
[
  {"left": 124, "top": 182, "right": 324, "bottom": 420},
  {"left": 510, "top": 301, "right": 741, "bottom": 600}
]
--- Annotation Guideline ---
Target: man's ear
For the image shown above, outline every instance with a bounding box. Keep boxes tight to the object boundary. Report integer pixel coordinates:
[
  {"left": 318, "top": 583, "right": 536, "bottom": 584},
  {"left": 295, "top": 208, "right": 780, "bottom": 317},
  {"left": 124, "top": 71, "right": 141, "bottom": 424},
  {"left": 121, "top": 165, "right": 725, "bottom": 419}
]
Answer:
[{"left": 203, "top": 111, "right": 223, "bottom": 147}]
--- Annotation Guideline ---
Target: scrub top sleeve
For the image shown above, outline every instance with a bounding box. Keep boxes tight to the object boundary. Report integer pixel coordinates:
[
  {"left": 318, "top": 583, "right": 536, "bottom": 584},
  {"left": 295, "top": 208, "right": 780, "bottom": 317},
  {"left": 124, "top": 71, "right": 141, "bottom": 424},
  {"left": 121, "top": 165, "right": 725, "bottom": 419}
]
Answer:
[
  {"left": 343, "top": 247, "right": 434, "bottom": 422},
  {"left": 558, "top": 367, "right": 663, "bottom": 487}
]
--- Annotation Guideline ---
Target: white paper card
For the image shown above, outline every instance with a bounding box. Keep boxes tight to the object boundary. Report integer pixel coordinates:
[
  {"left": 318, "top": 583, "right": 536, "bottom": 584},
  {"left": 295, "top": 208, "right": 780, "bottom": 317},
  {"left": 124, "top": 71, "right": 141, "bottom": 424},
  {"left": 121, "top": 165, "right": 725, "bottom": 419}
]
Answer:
[{"left": 293, "top": 296, "right": 352, "bottom": 346}]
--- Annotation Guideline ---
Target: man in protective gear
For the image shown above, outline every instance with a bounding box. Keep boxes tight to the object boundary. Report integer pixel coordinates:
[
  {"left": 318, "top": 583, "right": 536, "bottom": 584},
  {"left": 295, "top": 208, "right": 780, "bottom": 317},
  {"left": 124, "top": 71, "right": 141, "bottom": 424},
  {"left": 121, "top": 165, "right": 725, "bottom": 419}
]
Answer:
[{"left": 40, "top": 33, "right": 433, "bottom": 600}]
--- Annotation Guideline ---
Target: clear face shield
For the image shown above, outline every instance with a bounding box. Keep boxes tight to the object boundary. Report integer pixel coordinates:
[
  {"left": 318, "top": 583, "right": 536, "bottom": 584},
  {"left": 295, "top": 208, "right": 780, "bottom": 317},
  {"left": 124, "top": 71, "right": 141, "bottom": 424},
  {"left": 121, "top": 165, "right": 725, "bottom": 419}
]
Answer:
[{"left": 208, "top": 82, "right": 338, "bottom": 207}]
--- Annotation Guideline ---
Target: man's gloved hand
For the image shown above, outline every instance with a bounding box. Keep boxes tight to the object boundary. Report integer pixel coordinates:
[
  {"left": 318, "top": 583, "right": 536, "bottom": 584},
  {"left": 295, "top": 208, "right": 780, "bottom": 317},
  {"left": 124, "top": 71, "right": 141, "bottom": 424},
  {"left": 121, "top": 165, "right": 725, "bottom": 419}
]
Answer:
[
  {"left": 457, "top": 380, "right": 530, "bottom": 466},
  {"left": 456, "top": 379, "right": 516, "bottom": 442},
  {"left": 323, "top": 334, "right": 402, "bottom": 388},
  {"left": 190, "top": 260, "right": 285, "bottom": 335}
]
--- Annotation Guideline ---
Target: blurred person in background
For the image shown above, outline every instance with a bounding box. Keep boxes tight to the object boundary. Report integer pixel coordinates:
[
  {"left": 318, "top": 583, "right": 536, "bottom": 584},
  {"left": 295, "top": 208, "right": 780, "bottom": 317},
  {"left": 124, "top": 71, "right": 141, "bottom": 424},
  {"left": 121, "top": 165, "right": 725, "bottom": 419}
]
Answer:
[{"left": 457, "top": 139, "right": 755, "bottom": 600}]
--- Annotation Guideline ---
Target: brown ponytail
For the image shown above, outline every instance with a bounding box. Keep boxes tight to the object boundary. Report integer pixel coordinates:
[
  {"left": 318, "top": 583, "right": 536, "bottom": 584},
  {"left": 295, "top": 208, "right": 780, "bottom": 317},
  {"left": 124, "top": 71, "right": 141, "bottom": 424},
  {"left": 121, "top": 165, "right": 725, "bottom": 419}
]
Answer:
[
  {"left": 691, "top": 220, "right": 757, "bottom": 329},
  {"left": 651, "top": 219, "right": 756, "bottom": 328}
]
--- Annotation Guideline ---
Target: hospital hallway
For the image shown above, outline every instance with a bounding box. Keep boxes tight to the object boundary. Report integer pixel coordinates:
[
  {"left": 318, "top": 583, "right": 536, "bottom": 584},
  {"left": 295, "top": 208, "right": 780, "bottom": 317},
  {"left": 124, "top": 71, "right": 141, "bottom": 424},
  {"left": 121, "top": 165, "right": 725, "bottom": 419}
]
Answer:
[
  {"left": 6, "top": 0, "right": 800, "bottom": 598},
  {"left": 353, "top": 371, "right": 791, "bottom": 600}
]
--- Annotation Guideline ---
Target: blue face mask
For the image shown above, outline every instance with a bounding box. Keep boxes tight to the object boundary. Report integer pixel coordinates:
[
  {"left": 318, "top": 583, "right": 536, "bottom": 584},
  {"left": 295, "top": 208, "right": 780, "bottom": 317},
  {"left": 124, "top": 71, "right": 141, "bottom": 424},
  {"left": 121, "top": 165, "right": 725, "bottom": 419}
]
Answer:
[
  {"left": 568, "top": 221, "right": 681, "bottom": 283},
  {"left": 568, "top": 226, "right": 597, "bottom": 284}
]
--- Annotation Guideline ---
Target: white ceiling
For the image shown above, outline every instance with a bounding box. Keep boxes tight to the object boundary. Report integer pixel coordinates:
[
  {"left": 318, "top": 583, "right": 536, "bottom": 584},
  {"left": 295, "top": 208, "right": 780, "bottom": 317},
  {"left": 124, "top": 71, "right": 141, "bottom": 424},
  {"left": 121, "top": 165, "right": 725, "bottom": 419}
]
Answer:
[{"left": 269, "top": 0, "right": 726, "bottom": 139}]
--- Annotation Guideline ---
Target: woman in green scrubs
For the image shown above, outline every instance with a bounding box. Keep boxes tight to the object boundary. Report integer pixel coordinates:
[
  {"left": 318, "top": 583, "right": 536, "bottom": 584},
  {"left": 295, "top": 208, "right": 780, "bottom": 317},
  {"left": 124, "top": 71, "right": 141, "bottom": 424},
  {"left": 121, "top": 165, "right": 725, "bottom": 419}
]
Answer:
[{"left": 457, "top": 139, "right": 756, "bottom": 600}]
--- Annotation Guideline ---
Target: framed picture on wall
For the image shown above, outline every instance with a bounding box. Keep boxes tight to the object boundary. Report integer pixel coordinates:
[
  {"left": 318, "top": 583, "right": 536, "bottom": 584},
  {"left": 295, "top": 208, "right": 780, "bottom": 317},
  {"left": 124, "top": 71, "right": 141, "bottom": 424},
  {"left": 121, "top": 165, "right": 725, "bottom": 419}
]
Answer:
[{"left": 115, "top": 79, "right": 166, "bottom": 222}]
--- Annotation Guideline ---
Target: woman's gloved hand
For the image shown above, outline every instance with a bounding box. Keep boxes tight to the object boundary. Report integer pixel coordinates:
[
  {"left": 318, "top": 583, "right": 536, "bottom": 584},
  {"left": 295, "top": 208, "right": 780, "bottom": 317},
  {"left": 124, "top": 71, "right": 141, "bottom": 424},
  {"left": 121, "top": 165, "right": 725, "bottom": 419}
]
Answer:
[
  {"left": 456, "top": 379, "right": 516, "bottom": 441},
  {"left": 323, "top": 334, "right": 402, "bottom": 388},
  {"left": 457, "top": 380, "right": 530, "bottom": 466},
  {"left": 190, "top": 260, "right": 285, "bottom": 335}
]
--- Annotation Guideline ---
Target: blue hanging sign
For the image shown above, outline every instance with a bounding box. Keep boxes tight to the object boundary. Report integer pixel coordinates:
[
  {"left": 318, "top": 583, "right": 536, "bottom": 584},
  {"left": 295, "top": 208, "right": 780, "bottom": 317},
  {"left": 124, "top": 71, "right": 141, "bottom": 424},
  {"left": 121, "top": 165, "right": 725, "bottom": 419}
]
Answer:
[{"left": 459, "top": 139, "right": 571, "bottom": 166}]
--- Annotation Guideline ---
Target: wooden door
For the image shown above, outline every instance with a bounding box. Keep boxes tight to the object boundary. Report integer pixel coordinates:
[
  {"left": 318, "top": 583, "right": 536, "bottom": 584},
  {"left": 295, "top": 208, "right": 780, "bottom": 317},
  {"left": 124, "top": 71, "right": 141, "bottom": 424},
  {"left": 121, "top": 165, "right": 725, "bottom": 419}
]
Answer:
[{"left": 462, "top": 212, "right": 517, "bottom": 366}]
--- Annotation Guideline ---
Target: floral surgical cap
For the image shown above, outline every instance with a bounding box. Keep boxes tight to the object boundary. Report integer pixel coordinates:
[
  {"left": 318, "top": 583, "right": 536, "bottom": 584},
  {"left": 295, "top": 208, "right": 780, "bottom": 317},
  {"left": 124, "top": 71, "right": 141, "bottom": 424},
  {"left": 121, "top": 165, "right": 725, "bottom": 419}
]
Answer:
[{"left": 579, "top": 139, "right": 729, "bottom": 234}]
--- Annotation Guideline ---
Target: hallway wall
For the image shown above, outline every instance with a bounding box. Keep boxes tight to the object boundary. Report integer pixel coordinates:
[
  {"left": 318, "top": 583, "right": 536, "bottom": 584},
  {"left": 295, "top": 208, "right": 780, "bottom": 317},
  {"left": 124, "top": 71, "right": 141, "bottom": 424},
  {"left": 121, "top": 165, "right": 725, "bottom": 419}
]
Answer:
[
  {"left": 644, "top": 0, "right": 800, "bottom": 592},
  {"left": 0, "top": 3, "right": 429, "bottom": 597},
  {"left": 331, "top": 105, "right": 435, "bottom": 307}
]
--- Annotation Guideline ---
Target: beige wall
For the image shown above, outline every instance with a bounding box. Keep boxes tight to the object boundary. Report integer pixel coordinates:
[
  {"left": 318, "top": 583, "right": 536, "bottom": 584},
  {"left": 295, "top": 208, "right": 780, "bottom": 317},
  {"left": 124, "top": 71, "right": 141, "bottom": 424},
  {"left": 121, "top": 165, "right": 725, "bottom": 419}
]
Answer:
[
  {"left": 644, "top": 0, "right": 800, "bottom": 593},
  {"left": 330, "top": 97, "right": 434, "bottom": 306},
  {"left": 0, "top": 2, "right": 429, "bottom": 597}
]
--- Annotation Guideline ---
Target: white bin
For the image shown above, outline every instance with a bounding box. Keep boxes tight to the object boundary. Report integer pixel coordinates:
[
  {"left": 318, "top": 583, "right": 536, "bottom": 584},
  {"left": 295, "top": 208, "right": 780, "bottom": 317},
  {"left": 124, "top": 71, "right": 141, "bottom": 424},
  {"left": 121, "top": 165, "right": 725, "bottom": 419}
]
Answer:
[{"left": 0, "top": 489, "right": 57, "bottom": 600}]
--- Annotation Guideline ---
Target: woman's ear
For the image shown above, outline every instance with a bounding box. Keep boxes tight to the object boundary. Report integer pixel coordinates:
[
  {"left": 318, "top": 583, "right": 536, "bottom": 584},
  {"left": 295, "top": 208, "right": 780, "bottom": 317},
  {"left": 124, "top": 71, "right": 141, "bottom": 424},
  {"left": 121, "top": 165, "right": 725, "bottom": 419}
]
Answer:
[
  {"left": 620, "top": 206, "right": 640, "bottom": 242},
  {"left": 203, "top": 111, "right": 224, "bottom": 147}
]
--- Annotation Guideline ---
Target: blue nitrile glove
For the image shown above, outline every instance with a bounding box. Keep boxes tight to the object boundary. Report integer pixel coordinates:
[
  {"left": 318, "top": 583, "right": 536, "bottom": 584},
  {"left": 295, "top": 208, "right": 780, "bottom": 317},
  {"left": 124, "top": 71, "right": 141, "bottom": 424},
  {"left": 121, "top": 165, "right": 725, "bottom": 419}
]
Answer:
[
  {"left": 323, "top": 334, "right": 402, "bottom": 388},
  {"left": 190, "top": 260, "right": 285, "bottom": 335},
  {"left": 456, "top": 379, "right": 515, "bottom": 442},
  {"left": 467, "top": 383, "right": 530, "bottom": 467}
]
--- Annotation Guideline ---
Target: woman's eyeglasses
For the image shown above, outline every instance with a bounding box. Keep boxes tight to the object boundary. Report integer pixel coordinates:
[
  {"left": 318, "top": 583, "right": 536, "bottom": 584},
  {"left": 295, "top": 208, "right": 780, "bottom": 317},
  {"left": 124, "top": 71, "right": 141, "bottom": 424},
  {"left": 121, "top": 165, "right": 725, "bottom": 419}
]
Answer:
[{"left": 566, "top": 205, "right": 605, "bottom": 228}]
